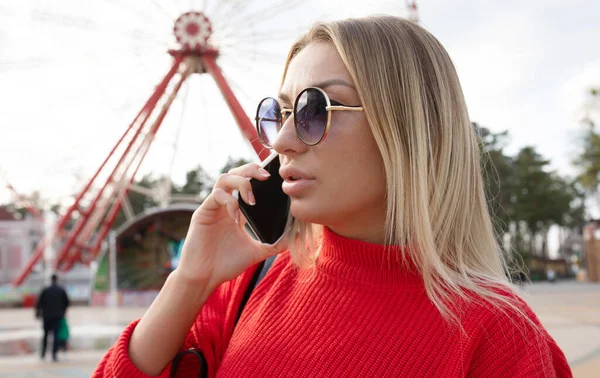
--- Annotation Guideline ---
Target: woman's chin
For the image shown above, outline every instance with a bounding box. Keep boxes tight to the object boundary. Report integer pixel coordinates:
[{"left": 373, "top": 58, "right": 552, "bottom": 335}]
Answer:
[{"left": 290, "top": 200, "right": 325, "bottom": 224}]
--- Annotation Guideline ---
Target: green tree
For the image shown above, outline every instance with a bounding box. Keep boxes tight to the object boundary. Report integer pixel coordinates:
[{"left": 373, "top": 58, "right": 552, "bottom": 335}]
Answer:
[
  {"left": 574, "top": 127, "right": 600, "bottom": 194},
  {"left": 562, "top": 181, "right": 586, "bottom": 232},
  {"left": 174, "top": 165, "right": 213, "bottom": 197},
  {"left": 112, "top": 164, "right": 216, "bottom": 228},
  {"left": 475, "top": 123, "right": 514, "bottom": 238},
  {"left": 220, "top": 157, "right": 253, "bottom": 174},
  {"left": 1, "top": 190, "right": 49, "bottom": 219},
  {"left": 2, "top": 203, "right": 29, "bottom": 219},
  {"left": 511, "top": 147, "right": 575, "bottom": 258},
  {"left": 574, "top": 88, "right": 600, "bottom": 208}
]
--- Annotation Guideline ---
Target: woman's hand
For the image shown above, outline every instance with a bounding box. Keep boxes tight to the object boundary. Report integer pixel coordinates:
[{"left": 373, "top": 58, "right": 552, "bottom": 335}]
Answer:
[{"left": 173, "top": 162, "right": 287, "bottom": 295}]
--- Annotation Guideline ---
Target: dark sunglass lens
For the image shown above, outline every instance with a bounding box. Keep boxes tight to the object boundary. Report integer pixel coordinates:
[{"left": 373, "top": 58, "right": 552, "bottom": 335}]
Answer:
[
  {"left": 295, "top": 88, "right": 327, "bottom": 145},
  {"left": 257, "top": 98, "right": 281, "bottom": 147}
]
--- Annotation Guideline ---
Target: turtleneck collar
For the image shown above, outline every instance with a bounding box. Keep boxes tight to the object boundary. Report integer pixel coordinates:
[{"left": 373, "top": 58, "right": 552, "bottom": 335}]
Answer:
[{"left": 316, "top": 227, "right": 423, "bottom": 287}]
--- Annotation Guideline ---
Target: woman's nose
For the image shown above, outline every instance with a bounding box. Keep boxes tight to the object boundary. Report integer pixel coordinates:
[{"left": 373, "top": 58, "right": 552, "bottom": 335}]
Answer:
[{"left": 272, "top": 115, "right": 307, "bottom": 155}]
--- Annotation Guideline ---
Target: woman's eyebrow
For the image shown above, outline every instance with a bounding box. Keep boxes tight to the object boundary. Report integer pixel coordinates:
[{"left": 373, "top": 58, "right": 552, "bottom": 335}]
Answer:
[
  {"left": 278, "top": 79, "right": 357, "bottom": 104},
  {"left": 311, "top": 79, "right": 357, "bottom": 90},
  {"left": 278, "top": 92, "right": 292, "bottom": 105}
]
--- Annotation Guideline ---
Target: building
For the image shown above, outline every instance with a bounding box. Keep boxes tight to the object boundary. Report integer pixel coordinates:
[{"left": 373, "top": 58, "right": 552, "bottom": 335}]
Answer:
[
  {"left": 0, "top": 207, "right": 91, "bottom": 306},
  {"left": 0, "top": 208, "right": 43, "bottom": 305},
  {"left": 0, "top": 208, "right": 43, "bottom": 285},
  {"left": 583, "top": 221, "right": 600, "bottom": 282}
]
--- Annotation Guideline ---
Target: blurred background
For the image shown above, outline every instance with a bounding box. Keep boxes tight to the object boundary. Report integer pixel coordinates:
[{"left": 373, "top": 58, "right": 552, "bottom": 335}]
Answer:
[{"left": 0, "top": 0, "right": 599, "bottom": 377}]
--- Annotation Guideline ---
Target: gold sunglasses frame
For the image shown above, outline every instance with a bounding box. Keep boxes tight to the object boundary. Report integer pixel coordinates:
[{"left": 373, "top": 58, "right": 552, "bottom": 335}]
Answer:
[{"left": 255, "top": 86, "right": 364, "bottom": 148}]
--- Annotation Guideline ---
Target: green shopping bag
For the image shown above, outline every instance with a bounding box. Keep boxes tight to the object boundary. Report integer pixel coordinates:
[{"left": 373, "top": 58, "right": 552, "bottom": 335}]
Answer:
[{"left": 57, "top": 317, "right": 69, "bottom": 342}]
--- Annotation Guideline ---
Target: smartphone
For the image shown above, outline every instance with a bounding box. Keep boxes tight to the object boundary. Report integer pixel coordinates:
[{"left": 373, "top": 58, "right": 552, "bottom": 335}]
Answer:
[{"left": 233, "top": 152, "right": 293, "bottom": 245}]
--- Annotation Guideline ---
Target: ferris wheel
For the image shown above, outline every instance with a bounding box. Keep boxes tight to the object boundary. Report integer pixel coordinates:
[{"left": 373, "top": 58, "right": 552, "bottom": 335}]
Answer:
[
  {"left": 2, "top": 0, "right": 314, "bottom": 285},
  {"left": 0, "top": 0, "right": 415, "bottom": 286},
  {"left": 1, "top": 0, "right": 311, "bottom": 204}
]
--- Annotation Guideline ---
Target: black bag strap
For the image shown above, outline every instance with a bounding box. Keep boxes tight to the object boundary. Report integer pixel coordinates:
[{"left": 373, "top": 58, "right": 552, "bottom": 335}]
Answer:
[
  {"left": 235, "top": 254, "right": 277, "bottom": 327},
  {"left": 170, "top": 254, "right": 277, "bottom": 378},
  {"left": 170, "top": 348, "right": 208, "bottom": 378}
]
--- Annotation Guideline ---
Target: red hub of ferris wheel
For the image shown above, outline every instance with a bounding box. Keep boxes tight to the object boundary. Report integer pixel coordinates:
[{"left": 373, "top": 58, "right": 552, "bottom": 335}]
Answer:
[
  {"left": 174, "top": 12, "right": 213, "bottom": 51},
  {"left": 12, "top": 11, "right": 270, "bottom": 286}
]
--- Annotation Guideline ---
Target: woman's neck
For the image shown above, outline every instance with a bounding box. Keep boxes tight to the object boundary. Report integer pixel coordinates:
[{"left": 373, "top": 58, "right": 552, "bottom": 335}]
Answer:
[
  {"left": 327, "top": 224, "right": 386, "bottom": 244},
  {"left": 325, "top": 207, "right": 388, "bottom": 244}
]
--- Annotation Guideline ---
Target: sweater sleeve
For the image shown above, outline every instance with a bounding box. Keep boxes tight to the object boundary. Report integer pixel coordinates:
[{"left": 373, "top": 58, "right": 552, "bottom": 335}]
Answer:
[
  {"left": 92, "top": 264, "right": 260, "bottom": 378},
  {"left": 467, "top": 293, "right": 572, "bottom": 378}
]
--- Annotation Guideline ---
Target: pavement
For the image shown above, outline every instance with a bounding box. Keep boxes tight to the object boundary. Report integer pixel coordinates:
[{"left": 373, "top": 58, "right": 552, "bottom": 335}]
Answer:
[
  {"left": 0, "top": 350, "right": 106, "bottom": 378},
  {"left": 0, "top": 280, "right": 598, "bottom": 377},
  {"left": 0, "top": 306, "right": 145, "bottom": 378},
  {"left": 519, "top": 281, "right": 600, "bottom": 377}
]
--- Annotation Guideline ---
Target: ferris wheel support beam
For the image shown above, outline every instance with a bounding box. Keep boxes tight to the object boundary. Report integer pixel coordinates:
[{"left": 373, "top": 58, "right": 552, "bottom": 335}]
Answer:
[
  {"left": 203, "top": 54, "right": 270, "bottom": 161},
  {"left": 61, "top": 65, "right": 192, "bottom": 271},
  {"left": 52, "top": 56, "right": 184, "bottom": 272},
  {"left": 122, "top": 196, "right": 136, "bottom": 221},
  {"left": 11, "top": 56, "right": 184, "bottom": 286}
]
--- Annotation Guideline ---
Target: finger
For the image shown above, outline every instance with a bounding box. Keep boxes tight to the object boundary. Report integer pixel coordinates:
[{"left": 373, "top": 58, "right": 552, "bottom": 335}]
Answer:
[
  {"left": 228, "top": 163, "right": 271, "bottom": 181},
  {"left": 238, "top": 210, "right": 247, "bottom": 229},
  {"left": 208, "top": 188, "right": 239, "bottom": 219},
  {"left": 226, "top": 200, "right": 240, "bottom": 224},
  {"left": 213, "top": 173, "right": 255, "bottom": 205}
]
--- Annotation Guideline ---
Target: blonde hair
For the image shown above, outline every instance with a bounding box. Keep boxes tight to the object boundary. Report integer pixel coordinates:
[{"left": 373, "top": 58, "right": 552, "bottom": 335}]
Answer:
[{"left": 283, "top": 15, "right": 525, "bottom": 323}]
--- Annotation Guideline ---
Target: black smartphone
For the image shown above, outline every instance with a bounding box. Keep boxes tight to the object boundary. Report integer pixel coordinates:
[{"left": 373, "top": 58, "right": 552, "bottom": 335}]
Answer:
[{"left": 234, "top": 153, "right": 292, "bottom": 245}]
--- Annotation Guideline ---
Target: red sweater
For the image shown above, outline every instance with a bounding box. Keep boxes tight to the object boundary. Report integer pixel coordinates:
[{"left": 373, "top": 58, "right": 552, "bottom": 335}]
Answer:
[{"left": 94, "top": 228, "right": 572, "bottom": 377}]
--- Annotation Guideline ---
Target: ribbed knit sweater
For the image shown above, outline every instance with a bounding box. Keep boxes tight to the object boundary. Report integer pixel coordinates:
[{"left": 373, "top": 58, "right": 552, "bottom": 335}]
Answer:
[{"left": 94, "top": 227, "right": 572, "bottom": 377}]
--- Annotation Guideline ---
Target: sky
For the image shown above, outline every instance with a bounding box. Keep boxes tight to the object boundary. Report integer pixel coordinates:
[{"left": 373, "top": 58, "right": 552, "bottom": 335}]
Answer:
[{"left": 1, "top": 0, "right": 599, "bottom": 211}]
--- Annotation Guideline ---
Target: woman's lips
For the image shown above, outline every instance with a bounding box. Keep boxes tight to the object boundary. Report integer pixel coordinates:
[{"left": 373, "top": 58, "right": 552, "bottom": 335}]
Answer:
[
  {"left": 280, "top": 166, "right": 316, "bottom": 196},
  {"left": 282, "top": 177, "right": 316, "bottom": 196}
]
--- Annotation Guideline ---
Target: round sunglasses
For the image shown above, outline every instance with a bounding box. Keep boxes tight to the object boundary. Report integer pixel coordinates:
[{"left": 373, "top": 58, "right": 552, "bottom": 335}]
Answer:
[{"left": 255, "top": 87, "right": 364, "bottom": 148}]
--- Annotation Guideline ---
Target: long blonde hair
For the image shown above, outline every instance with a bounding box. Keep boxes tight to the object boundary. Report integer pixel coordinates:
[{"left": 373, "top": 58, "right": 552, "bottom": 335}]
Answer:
[{"left": 282, "top": 15, "right": 525, "bottom": 323}]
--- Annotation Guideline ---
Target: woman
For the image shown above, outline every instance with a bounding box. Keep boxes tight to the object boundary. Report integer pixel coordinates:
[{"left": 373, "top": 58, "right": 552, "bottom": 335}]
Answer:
[{"left": 94, "top": 16, "right": 571, "bottom": 377}]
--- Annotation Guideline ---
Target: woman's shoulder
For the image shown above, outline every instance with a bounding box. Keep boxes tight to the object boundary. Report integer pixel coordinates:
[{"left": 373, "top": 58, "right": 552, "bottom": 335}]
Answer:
[
  {"left": 460, "top": 284, "right": 551, "bottom": 347},
  {"left": 461, "top": 284, "right": 572, "bottom": 377},
  {"left": 463, "top": 284, "right": 535, "bottom": 322}
]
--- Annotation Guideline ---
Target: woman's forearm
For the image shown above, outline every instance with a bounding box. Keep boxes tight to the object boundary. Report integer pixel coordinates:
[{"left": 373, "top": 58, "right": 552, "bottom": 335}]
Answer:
[{"left": 128, "top": 271, "right": 211, "bottom": 376}]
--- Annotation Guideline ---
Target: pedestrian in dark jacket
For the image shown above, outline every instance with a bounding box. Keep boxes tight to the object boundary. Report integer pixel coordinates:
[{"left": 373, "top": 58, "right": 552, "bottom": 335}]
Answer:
[{"left": 35, "top": 273, "right": 70, "bottom": 361}]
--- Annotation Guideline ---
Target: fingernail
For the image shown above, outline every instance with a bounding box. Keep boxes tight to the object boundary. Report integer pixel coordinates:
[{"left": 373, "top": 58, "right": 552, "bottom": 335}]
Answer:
[
  {"left": 259, "top": 168, "right": 270, "bottom": 177},
  {"left": 235, "top": 210, "right": 240, "bottom": 224},
  {"left": 248, "top": 191, "right": 256, "bottom": 206}
]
